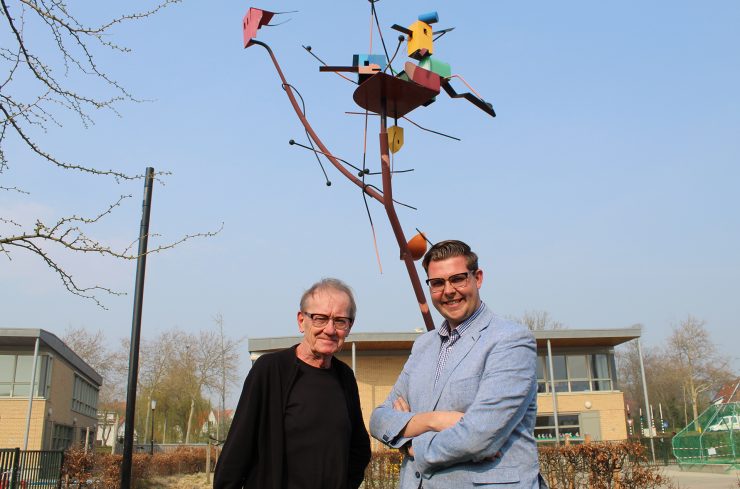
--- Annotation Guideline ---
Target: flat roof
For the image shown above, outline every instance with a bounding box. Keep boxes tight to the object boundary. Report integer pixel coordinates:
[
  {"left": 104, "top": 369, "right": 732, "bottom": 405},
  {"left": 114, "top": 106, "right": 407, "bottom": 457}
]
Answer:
[
  {"left": 249, "top": 332, "right": 422, "bottom": 354},
  {"left": 249, "top": 327, "right": 641, "bottom": 354},
  {"left": 534, "top": 327, "right": 641, "bottom": 347},
  {"left": 0, "top": 328, "right": 103, "bottom": 386}
]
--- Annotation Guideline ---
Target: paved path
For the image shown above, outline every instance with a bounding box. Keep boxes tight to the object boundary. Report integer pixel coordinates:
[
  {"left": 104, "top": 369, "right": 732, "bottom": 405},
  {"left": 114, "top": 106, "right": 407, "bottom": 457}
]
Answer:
[{"left": 662, "top": 465, "right": 739, "bottom": 489}]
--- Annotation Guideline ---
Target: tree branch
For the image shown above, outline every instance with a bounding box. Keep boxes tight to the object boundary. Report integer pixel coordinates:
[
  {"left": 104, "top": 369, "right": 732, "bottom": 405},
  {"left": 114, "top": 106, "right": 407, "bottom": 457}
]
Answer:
[{"left": 1, "top": 194, "right": 223, "bottom": 307}]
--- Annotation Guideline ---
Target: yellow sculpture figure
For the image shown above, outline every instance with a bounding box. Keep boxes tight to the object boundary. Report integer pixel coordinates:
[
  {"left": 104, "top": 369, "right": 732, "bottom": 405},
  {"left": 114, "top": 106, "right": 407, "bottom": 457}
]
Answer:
[
  {"left": 407, "top": 20, "right": 434, "bottom": 60},
  {"left": 387, "top": 125, "right": 404, "bottom": 153}
]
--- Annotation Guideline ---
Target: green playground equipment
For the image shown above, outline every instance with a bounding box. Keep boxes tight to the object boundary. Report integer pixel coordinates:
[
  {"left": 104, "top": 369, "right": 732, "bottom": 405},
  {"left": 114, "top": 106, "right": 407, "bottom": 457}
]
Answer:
[{"left": 672, "top": 401, "right": 739, "bottom": 468}]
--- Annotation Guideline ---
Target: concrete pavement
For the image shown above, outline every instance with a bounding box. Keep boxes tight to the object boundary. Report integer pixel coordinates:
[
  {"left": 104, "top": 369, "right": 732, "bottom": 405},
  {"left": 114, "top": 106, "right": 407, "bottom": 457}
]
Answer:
[{"left": 661, "top": 465, "right": 739, "bottom": 489}]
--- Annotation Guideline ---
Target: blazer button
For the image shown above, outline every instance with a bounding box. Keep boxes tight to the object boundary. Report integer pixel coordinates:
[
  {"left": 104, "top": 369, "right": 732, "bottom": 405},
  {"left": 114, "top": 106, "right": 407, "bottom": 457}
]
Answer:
[{"left": 415, "top": 471, "right": 420, "bottom": 478}]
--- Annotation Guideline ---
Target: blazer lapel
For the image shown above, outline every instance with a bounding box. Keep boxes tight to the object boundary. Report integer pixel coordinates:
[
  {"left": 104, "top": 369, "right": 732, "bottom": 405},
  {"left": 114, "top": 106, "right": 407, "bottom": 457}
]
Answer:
[
  {"left": 429, "top": 307, "right": 495, "bottom": 409},
  {"left": 415, "top": 335, "right": 441, "bottom": 412}
]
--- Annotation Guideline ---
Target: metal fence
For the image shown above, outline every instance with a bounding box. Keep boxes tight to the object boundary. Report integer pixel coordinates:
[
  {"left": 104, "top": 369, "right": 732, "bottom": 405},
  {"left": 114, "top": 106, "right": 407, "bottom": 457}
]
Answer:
[
  {"left": 633, "top": 436, "right": 677, "bottom": 465},
  {"left": 672, "top": 401, "right": 739, "bottom": 468},
  {"left": 130, "top": 442, "right": 210, "bottom": 454},
  {"left": 0, "top": 448, "right": 64, "bottom": 488}
]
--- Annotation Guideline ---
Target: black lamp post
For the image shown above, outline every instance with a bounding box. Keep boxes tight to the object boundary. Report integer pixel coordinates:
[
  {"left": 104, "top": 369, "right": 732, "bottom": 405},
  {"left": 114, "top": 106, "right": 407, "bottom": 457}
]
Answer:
[
  {"left": 150, "top": 399, "right": 156, "bottom": 455},
  {"left": 121, "top": 168, "right": 155, "bottom": 489}
]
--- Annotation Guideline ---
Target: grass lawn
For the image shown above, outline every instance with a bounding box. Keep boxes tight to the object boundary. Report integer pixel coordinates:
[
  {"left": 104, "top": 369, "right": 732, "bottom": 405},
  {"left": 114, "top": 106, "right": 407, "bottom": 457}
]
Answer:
[{"left": 140, "top": 473, "right": 212, "bottom": 489}]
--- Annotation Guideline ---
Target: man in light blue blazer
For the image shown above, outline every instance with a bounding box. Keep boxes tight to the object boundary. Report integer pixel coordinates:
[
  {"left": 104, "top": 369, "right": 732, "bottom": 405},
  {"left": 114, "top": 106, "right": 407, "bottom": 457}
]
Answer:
[{"left": 370, "top": 240, "right": 545, "bottom": 488}]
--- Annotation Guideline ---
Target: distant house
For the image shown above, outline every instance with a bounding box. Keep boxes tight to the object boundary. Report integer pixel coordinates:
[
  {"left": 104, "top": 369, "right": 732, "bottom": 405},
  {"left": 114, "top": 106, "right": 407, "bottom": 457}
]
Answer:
[
  {"left": 711, "top": 379, "right": 740, "bottom": 405},
  {"left": 249, "top": 327, "right": 641, "bottom": 449},
  {"left": 200, "top": 409, "right": 234, "bottom": 438},
  {"left": 96, "top": 402, "right": 132, "bottom": 449},
  {"left": 0, "top": 328, "right": 102, "bottom": 450}
]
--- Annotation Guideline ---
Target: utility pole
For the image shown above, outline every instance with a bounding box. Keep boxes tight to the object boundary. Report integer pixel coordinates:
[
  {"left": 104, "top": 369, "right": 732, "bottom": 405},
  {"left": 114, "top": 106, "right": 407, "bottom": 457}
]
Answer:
[{"left": 120, "top": 168, "right": 155, "bottom": 489}]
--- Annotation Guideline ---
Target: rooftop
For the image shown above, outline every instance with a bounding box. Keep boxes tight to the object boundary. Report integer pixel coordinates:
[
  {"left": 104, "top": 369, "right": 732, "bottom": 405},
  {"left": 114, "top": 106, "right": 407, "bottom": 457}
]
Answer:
[
  {"left": 0, "top": 328, "right": 103, "bottom": 386},
  {"left": 248, "top": 326, "right": 642, "bottom": 355}
]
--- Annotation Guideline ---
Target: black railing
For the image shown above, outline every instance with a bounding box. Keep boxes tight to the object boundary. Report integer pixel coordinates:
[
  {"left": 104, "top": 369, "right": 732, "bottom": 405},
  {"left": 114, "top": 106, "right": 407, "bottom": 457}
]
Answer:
[
  {"left": 632, "top": 436, "right": 677, "bottom": 465},
  {"left": 0, "top": 448, "right": 64, "bottom": 488}
]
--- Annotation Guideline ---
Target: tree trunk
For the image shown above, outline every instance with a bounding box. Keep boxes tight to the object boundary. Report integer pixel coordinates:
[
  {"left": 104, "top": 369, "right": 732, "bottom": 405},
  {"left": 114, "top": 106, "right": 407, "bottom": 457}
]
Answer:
[
  {"left": 100, "top": 410, "right": 112, "bottom": 446},
  {"left": 112, "top": 413, "right": 119, "bottom": 455},
  {"left": 687, "top": 376, "right": 701, "bottom": 431},
  {"left": 185, "top": 397, "right": 195, "bottom": 444},
  {"left": 143, "top": 397, "right": 152, "bottom": 444},
  {"left": 691, "top": 393, "right": 700, "bottom": 430},
  {"left": 682, "top": 384, "right": 689, "bottom": 426}
]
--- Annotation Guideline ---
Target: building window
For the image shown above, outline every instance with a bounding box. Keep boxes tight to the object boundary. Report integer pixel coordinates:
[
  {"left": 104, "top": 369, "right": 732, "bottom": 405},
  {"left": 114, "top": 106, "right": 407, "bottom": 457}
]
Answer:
[
  {"left": 567, "top": 355, "right": 590, "bottom": 392},
  {"left": 0, "top": 354, "right": 53, "bottom": 398},
  {"left": 536, "top": 352, "right": 614, "bottom": 393},
  {"left": 591, "top": 354, "right": 612, "bottom": 391},
  {"left": 535, "top": 414, "right": 581, "bottom": 440},
  {"left": 536, "top": 357, "right": 547, "bottom": 393},
  {"left": 52, "top": 424, "right": 74, "bottom": 450},
  {"left": 72, "top": 375, "right": 99, "bottom": 418}
]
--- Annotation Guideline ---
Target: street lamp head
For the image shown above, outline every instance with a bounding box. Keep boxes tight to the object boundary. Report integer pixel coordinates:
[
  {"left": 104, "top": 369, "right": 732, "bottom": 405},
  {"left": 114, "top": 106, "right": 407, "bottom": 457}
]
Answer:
[{"left": 151, "top": 399, "right": 157, "bottom": 410}]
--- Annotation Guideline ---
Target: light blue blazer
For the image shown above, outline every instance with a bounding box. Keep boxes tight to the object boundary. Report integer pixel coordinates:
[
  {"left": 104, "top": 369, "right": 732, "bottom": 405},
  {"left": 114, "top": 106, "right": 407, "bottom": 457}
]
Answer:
[{"left": 370, "top": 305, "right": 542, "bottom": 488}]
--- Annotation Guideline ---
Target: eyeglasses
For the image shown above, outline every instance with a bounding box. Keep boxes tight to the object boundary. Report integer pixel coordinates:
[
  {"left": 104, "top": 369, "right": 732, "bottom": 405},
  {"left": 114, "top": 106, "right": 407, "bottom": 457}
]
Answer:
[
  {"left": 302, "top": 312, "right": 354, "bottom": 331},
  {"left": 425, "top": 270, "right": 477, "bottom": 293}
]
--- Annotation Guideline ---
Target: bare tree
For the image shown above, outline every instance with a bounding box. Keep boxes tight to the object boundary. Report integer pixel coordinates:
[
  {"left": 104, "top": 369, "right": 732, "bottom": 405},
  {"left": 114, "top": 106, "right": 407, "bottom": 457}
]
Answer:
[
  {"left": 212, "top": 313, "right": 243, "bottom": 441},
  {"left": 139, "top": 330, "right": 181, "bottom": 443},
  {"left": 619, "top": 317, "right": 737, "bottom": 433},
  {"left": 0, "top": 1, "right": 219, "bottom": 307},
  {"left": 177, "top": 331, "right": 219, "bottom": 444},
  {"left": 0, "top": 0, "right": 180, "bottom": 177},
  {"left": 668, "top": 315, "right": 733, "bottom": 429},
  {"left": 87, "top": 324, "right": 243, "bottom": 445},
  {"left": 617, "top": 337, "right": 687, "bottom": 433},
  {"left": 62, "top": 326, "right": 127, "bottom": 446},
  {"left": 516, "top": 310, "right": 566, "bottom": 331},
  {"left": 62, "top": 327, "right": 115, "bottom": 382}
]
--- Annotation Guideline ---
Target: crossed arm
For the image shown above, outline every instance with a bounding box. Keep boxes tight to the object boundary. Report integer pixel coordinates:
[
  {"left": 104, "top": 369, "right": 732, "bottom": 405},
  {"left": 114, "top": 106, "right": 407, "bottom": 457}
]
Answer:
[
  {"left": 394, "top": 396, "right": 464, "bottom": 437},
  {"left": 392, "top": 396, "right": 463, "bottom": 456},
  {"left": 393, "top": 397, "right": 502, "bottom": 461}
]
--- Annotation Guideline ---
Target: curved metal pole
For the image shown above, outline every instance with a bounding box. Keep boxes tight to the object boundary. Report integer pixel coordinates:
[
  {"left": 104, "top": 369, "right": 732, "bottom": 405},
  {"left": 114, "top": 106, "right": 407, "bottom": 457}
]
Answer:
[
  {"left": 252, "top": 40, "right": 435, "bottom": 331},
  {"left": 379, "top": 112, "right": 434, "bottom": 331},
  {"left": 252, "top": 40, "right": 383, "bottom": 203}
]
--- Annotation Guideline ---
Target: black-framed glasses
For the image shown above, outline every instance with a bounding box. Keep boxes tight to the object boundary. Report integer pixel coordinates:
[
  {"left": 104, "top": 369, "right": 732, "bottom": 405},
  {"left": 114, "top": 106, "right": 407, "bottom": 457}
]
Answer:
[
  {"left": 425, "top": 270, "right": 477, "bottom": 293},
  {"left": 302, "top": 312, "right": 354, "bottom": 331}
]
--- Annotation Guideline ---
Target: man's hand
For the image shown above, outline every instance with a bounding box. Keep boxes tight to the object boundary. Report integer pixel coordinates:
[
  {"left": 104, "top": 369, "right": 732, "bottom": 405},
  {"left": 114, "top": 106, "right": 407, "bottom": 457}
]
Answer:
[
  {"left": 393, "top": 396, "right": 411, "bottom": 412},
  {"left": 399, "top": 441, "right": 415, "bottom": 458},
  {"left": 485, "top": 451, "right": 503, "bottom": 462},
  {"left": 393, "top": 396, "right": 464, "bottom": 438}
]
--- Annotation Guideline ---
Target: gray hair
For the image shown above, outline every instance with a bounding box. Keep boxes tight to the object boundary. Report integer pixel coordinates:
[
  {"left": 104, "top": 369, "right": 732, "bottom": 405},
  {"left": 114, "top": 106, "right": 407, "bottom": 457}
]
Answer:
[{"left": 299, "top": 278, "right": 357, "bottom": 319}]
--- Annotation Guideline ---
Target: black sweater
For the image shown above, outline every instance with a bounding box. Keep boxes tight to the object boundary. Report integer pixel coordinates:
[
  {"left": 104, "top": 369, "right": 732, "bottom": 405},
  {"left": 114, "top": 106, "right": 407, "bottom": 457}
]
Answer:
[{"left": 213, "top": 345, "right": 371, "bottom": 489}]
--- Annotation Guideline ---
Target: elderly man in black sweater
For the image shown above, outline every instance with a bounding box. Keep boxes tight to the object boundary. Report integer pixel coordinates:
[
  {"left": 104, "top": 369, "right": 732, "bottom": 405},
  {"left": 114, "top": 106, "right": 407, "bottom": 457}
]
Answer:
[{"left": 214, "top": 278, "right": 371, "bottom": 489}]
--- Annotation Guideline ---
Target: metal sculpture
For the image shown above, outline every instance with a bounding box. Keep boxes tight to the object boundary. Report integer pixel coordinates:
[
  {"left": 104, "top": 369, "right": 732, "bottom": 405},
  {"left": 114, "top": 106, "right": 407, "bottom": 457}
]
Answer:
[{"left": 242, "top": 5, "right": 495, "bottom": 331}]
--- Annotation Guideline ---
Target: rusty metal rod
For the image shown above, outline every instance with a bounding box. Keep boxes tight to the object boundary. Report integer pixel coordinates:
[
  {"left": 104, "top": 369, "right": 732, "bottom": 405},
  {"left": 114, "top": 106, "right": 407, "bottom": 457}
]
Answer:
[
  {"left": 379, "top": 111, "right": 435, "bottom": 331},
  {"left": 252, "top": 40, "right": 384, "bottom": 203},
  {"left": 253, "top": 40, "right": 435, "bottom": 331}
]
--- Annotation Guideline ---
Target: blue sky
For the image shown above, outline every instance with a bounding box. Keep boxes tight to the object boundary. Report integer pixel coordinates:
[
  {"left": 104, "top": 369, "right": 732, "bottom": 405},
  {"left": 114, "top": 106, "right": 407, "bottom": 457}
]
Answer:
[{"left": 2, "top": 1, "right": 738, "bottom": 396}]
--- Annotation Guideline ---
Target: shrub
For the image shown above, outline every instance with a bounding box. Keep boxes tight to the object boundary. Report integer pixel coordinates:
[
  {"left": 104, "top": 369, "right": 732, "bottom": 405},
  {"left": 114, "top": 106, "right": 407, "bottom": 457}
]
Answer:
[
  {"left": 362, "top": 442, "right": 672, "bottom": 489},
  {"left": 363, "top": 449, "right": 402, "bottom": 489},
  {"left": 539, "top": 441, "right": 673, "bottom": 489},
  {"left": 61, "top": 446, "right": 213, "bottom": 488}
]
